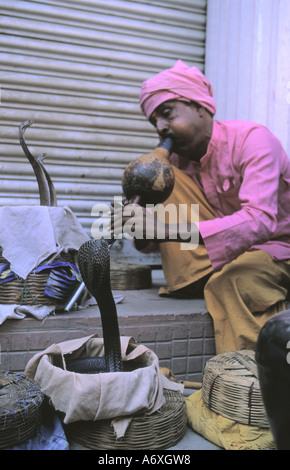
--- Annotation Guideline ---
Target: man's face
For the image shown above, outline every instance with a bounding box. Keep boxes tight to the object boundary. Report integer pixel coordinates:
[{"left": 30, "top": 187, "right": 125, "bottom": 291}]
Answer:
[{"left": 149, "top": 100, "right": 210, "bottom": 162}]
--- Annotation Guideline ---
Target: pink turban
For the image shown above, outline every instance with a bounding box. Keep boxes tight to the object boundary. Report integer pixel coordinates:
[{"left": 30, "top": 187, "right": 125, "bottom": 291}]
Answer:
[{"left": 139, "top": 60, "right": 216, "bottom": 119}]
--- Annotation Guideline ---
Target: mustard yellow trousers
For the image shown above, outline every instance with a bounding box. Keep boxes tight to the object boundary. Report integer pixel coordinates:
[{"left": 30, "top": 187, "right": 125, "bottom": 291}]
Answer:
[{"left": 159, "top": 167, "right": 290, "bottom": 354}]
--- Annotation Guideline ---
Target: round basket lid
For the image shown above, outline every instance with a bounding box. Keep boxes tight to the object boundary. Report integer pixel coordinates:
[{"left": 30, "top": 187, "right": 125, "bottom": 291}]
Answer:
[
  {"left": 110, "top": 260, "right": 152, "bottom": 290},
  {"left": 66, "top": 389, "right": 187, "bottom": 450},
  {"left": 202, "top": 350, "right": 269, "bottom": 428},
  {"left": 0, "top": 370, "right": 44, "bottom": 449}
]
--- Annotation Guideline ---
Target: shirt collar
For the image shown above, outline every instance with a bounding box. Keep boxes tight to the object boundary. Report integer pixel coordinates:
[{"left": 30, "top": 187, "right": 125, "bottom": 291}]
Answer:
[{"left": 199, "top": 120, "right": 218, "bottom": 166}]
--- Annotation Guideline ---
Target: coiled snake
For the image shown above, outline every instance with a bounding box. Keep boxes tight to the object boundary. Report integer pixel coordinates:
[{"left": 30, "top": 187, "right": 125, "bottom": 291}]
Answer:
[{"left": 19, "top": 121, "right": 173, "bottom": 374}]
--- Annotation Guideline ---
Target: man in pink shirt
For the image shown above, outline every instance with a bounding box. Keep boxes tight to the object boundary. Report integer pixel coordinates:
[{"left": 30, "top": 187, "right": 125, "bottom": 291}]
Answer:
[{"left": 118, "top": 60, "right": 290, "bottom": 354}]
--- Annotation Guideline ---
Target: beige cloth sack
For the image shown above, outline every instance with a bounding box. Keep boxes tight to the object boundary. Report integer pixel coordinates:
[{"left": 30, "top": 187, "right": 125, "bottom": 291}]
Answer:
[
  {"left": 0, "top": 205, "right": 89, "bottom": 279},
  {"left": 25, "top": 334, "right": 183, "bottom": 437}
]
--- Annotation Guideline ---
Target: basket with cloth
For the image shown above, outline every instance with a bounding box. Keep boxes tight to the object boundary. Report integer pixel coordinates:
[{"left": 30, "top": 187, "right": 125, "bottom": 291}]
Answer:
[
  {"left": 186, "top": 350, "right": 276, "bottom": 450},
  {"left": 0, "top": 206, "right": 89, "bottom": 324},
  {"left": 25, "top": 335, "right": 187, "bottom": 450}
]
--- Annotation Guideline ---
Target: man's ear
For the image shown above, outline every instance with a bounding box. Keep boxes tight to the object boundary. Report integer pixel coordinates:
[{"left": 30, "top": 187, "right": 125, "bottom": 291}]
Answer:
[
  {"left": 198, "top": 106, "right": 214, "bottom": 122},
  {"left": 197, "top": 106, "right": 207, "bottom": 117}
]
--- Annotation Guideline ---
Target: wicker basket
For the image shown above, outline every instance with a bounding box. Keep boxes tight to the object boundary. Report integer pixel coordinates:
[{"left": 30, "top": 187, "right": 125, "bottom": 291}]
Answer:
[
  {"left": 110, "top": 260, "right": 152, "bottom": 290},
  {"left": 66, "top": 388, "right": 187, "bottom": 450},
  {"left": 202, "top": 350, "right": 269, "bottom": 428},
  {"left": 0, "top": 370, "right": 44, "bottom": 449},
  {"left": 0, "top": 249, "right": 76, "bottom": 307}
]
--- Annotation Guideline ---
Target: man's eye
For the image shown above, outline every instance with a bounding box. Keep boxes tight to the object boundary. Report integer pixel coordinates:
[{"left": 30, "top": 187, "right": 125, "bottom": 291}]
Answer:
[{"left": 162, "top": 109, "right": 171, "bottom": 118}]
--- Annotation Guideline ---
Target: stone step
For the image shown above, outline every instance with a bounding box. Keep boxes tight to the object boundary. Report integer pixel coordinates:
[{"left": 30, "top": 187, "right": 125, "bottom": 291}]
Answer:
[{"left": 0, "top": 284, "right": 215, "bottom": 382}]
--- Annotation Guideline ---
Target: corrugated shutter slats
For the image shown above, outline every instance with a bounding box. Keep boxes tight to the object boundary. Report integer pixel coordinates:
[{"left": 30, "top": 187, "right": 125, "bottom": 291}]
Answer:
[{"left": 0, "top": 0, "right": 206, "bottom": 241}]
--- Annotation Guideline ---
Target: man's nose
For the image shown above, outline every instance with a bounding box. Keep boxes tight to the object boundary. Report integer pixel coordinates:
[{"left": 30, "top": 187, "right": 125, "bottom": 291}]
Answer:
[{"left": 156, "top": 118, "right": 169, "bottom": 136}]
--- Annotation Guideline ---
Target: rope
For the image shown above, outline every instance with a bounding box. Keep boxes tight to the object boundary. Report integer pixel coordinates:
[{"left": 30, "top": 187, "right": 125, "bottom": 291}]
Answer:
[{"left": 20, "top": 279, "right": 37, "bottom": 305}]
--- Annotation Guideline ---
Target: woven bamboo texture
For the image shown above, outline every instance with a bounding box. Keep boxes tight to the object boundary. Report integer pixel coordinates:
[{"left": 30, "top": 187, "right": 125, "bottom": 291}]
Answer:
[
  {"left": 66, "top": 389, "right": 187, "bottom": 450},
  {"left": 0, "top": 249, "right": 75, "bottom": 306},
  {"left": 0, "top": 370, "right": 44, "bottom": 449},
  {"left": 110, "top": 260, "right": 152, "bottom": 290},
  {"left": 202, "top": 350, "right": 269, "bottom": 428}
]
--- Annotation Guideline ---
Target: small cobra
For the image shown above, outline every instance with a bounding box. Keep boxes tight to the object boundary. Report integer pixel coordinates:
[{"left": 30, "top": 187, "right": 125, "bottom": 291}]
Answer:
[
  {"left": 19, "top": 120, "right": 57, "bottom": 206},
  {"left": 37, "top": 153, "right": 57, "bottom": 207}
]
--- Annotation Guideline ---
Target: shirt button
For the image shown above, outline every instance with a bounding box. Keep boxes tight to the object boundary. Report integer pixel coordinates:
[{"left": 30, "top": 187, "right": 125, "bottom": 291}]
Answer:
[{"left": 223, "top": 179, "right": 230, "bottom": 191}]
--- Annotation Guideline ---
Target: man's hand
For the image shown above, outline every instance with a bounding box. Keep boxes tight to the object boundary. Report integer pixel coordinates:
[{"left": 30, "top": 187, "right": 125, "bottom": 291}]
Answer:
[
  {"left": 109, "top": 198, "right": 166, "bottom": 242},
  {"left": 109, "top": 198, "right": 201, "bottom": 247}
]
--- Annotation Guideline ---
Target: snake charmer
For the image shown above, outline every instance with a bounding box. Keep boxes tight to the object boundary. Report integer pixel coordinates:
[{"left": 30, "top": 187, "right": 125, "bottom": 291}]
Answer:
[{"left": 113, "top": 59, "right": 290, "bottom": 355}]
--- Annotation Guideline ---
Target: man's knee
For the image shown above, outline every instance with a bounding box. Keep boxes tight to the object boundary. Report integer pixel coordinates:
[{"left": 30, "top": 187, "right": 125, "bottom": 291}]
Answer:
[
  {"left": 204, "top": 258, "right": 278, "bottom": 319},
  {"left": 204, "top": 260, "right": 242, "bottom": 294},
  {"left": 204, "top": 251, "right": 284, "bottom": 302}
]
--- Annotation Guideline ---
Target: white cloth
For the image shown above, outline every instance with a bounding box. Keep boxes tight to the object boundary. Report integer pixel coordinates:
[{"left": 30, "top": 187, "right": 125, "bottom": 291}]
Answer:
[
  {"left": 25, "top": 335, "right": 184, "bottom": 437},
  {"left": 0, "top": 304, "right": 55, "bottom": 324},
  {"left": 0, "top": 295, "right": 125, "bottom": 325},
  {"left": 0, "top": 206, "right": 89, "bottom": 279}
]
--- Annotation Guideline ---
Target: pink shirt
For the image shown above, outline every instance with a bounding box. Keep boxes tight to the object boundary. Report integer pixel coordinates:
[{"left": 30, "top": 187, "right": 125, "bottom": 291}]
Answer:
[{"left": 170, "top": 120, "right": 290, "bottom": 271}]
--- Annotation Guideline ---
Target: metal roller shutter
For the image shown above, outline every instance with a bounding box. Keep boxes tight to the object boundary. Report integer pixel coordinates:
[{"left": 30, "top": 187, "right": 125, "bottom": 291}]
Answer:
[{"left": 0, "top": 0, "right": 207, "bottom": 261}]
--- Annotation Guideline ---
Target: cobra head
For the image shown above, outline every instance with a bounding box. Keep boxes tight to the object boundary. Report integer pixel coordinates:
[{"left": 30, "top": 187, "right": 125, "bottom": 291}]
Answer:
[{"left": 77, "top": 238, "right": 111, "bottom": 299}]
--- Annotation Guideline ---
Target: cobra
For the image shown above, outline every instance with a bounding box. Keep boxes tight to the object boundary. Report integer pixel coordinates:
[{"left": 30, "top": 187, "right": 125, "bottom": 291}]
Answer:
[
  {"left": 19, "top": 121, "right": 174, "bottom": 373},
  {"left": 19, "top": 120, "right": 57, "bottom": 207},
  {"left": 68, "top": 237, "right": 123, "bottom": 373}
]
